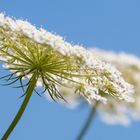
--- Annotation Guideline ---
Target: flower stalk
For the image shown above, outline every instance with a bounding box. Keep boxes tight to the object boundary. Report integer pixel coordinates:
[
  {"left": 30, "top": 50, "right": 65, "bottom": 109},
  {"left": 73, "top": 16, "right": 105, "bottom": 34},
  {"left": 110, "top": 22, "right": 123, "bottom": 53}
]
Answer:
[
  {"left": 76, "top": 101, "right": 99, "bottom": 140},
  {"left": 2, "top": 73, "right": 37, "bottom": 140}
]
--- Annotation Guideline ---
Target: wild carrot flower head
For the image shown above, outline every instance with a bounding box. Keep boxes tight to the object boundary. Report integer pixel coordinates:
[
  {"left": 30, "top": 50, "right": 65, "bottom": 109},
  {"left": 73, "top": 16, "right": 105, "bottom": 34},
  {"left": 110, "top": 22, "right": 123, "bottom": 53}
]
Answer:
[{"left": 0, "top": 13, "right": 134, "bottom": 104}]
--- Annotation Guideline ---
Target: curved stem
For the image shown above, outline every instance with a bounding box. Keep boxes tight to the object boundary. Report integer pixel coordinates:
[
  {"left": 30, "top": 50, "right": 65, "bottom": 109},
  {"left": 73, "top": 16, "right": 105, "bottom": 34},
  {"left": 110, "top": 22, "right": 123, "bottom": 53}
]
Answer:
[
  {"left": 76, "top": 102, "right": 99, "bottom": 140},
  {"left": 2, "top": 73, "right": 37, "bottom": 140}
]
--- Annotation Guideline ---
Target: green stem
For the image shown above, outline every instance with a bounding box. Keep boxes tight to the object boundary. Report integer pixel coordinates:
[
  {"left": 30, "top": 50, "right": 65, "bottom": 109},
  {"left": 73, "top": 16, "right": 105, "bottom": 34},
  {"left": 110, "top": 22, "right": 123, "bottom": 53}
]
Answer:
[
  {"left": 76, "top": 102, "right": 98, "bottom": 140},
  {"left": 2, "top": 73, "right": 37, "bottom": 140}
]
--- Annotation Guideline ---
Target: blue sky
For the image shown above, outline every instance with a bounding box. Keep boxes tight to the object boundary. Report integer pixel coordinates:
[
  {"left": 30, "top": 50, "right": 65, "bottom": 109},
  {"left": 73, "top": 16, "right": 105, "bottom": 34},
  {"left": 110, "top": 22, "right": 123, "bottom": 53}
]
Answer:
[{"left": 0, "top": 0, "right": 140, "bottom": 140}]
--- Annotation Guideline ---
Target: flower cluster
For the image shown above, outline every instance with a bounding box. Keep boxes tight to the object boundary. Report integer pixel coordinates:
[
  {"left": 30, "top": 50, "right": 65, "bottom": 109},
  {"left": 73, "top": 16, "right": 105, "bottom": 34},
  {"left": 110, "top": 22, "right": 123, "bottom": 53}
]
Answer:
[
  {"left": 91, "top": 48, "right": 140, "bottom": 125},
  {"left": 0, "top": 13, "right": 134, "bottom": 104}
]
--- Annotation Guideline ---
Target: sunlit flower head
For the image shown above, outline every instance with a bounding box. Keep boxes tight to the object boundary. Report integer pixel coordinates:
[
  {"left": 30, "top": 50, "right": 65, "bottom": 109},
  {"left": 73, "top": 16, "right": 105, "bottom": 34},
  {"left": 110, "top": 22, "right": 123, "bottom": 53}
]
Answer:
[{"left": 0, "top": 13, "right": 134, "bottom": 104}]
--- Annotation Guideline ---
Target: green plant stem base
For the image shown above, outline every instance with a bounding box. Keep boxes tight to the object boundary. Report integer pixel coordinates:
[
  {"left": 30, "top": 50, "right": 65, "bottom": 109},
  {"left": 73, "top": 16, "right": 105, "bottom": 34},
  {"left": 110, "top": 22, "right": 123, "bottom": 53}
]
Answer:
[
  {"left": 76, "top": 102, "right": 98, "bottom": 140},
  {"left": 1, "top": 74, "right": 37, "bottom": 140}
]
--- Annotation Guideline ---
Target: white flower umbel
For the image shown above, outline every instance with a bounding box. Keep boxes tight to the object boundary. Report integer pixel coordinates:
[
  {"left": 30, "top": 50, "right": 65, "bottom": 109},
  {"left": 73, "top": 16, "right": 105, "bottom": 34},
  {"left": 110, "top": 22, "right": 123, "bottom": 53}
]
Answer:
[
  {"left": 0, "top": 13, "right": 134, "bottom": 104},
  {"left": 91, "top": 48, "right": 140, "bottom": 125}
]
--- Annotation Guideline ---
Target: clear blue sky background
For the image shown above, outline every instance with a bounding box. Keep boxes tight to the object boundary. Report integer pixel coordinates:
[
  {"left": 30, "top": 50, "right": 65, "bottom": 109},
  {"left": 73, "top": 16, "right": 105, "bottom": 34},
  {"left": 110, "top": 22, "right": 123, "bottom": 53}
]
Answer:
[{"left": 0, "top": 0, "right": 140, "bottom": 140}]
